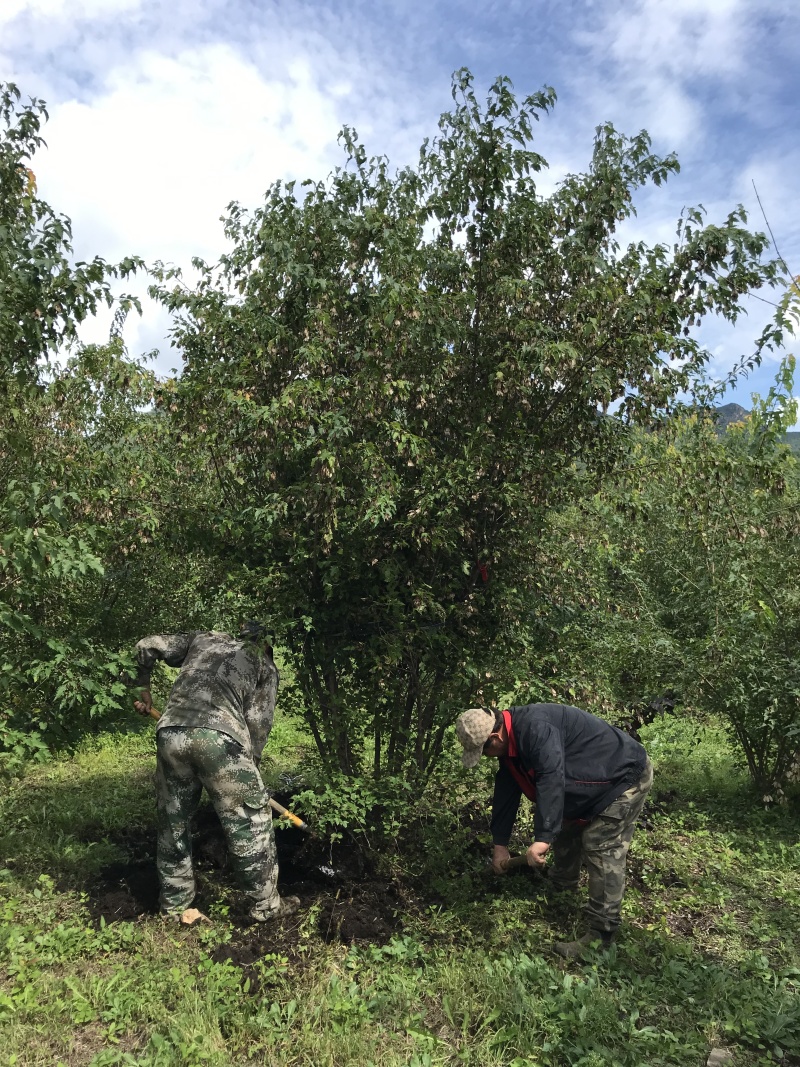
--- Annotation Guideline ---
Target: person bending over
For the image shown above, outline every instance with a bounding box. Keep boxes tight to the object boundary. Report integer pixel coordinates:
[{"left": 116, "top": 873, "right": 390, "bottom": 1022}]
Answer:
[
  {"left": 133, "top": 622, "right": 300, "bottom": 923},
  {"left": 456, "top": 702, "right": 652, "bottom": 958}
]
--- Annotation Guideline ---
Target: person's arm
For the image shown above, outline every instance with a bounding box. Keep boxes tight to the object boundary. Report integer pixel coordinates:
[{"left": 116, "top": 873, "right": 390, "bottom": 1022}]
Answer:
[
  {"left": 527, "top": 721, "right": 566, "bottom": 845},
  {"left": 132, "top": 633, "right": 194, "bottom": 712},
  {"left": 242, "top": 652, "right": 279, "bottom": 766},
  {"left": 490, "top": 761, "right": 523, "bottom": 871}
]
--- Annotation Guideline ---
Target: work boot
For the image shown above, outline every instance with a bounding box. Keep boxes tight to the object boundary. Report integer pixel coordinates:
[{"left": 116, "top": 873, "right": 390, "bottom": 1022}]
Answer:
[
  {"left": 553, "top": 930, "right": 614, "bottom": 959},
  {"left": 249, "top": 894, "right": 301, "bottom": 923}
]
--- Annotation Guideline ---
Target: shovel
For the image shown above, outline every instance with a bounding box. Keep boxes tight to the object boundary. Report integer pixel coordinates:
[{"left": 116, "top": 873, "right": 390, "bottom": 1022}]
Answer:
[
  {"left": 497, "top": 854, "right": 549, "bottom": 876},
  {"left": 136, "top": 701, "right": 309, "bottom": 831}
]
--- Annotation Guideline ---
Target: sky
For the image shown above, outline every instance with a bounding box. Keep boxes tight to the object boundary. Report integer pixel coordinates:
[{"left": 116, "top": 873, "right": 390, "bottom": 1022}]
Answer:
[{"left": 2, "top": 0, "right": 799, "bottom": 417}]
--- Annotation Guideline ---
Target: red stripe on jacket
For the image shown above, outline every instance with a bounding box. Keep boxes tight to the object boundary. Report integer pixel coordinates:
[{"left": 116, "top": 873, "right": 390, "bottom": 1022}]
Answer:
[{"left": 502, "top": 709, "right": 538, "bottom": 800}]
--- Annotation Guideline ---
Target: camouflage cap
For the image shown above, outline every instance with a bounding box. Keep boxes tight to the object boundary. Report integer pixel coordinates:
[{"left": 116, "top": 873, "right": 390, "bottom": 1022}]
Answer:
[{"left": 456, "top": 708, "right": 496, "bottom": 768}]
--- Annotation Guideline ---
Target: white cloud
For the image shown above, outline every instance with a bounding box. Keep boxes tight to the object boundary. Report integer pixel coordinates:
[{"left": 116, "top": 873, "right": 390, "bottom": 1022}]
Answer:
[
  {"left": 601, "top": 0, "right": 747, "bottom": 79},
  {"left": 0, "top": 0, "right": 142, "bottom": 26},
  {"left": 25, "top": 41, "right": 378, "bottom": 372},
  {"left": 571, "top": 0, "right": 798, "bottom": 149},
  {"left": 1, "top": 4, "right": 439, "bottom": 375},
  {"left": 35, "top": 44, "right": 347, "bottom": 264}
]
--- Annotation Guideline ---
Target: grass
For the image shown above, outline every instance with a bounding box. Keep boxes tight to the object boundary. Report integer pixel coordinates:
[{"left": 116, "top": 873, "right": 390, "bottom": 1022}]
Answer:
[{"left": 0, "top": 711, "right": 798, "bottom": 1066}]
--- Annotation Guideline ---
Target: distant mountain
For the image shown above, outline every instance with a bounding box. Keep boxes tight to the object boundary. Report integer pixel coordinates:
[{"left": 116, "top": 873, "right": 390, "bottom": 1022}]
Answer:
[
  {"left": 713, "top": 403, "right": 750, "bottom": 431},
  {"left": 712, "top": 404, "right": 800, "bottom": 453}
]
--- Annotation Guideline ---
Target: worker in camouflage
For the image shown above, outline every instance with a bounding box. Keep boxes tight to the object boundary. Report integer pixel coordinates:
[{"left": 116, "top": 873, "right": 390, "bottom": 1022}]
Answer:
[{"left": 133, "top": 623, "right": 300, "bottom": 922}]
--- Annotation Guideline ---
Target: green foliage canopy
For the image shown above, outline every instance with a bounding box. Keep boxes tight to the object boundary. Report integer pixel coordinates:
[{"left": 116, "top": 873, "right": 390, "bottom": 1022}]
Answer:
[
  {"left": 618, "top": 373, "right": 800, "bottom": 795},
  {"left": 0, "top": 87, "right": 221, "bottom": 771},
  {"left": 153, "top": 71, "right": 783, "bottom": 779}
]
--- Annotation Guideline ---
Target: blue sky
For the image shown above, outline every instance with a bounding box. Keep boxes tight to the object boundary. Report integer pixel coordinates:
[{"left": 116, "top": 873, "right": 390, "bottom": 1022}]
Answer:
[{"left": 2, "top": 0, "right": 798, "bottom": 417}]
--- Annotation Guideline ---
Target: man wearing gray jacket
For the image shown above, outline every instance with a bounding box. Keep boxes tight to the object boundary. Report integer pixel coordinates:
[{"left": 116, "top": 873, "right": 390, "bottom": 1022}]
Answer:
[{"left": 133, "top": 622, "right": 299, "bottom": 923}]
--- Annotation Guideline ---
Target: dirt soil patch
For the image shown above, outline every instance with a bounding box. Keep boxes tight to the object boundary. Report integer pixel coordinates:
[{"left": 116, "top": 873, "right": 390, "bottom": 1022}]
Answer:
[
  {"left": 79, "top": 796, "right": 546, "bottom": 993},
  {"left": 83, "top": 803, "right": 408, "bottom": 953}
]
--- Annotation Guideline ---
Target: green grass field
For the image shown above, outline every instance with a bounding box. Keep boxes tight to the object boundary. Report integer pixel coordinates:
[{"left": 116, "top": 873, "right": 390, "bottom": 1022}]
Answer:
[{"left": 1, "top": 713, "right": 798, "bottom": 1067}]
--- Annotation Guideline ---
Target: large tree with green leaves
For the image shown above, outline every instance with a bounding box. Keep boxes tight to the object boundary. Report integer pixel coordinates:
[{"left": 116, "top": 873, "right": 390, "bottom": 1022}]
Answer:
[
  {"left": 154, "top": 70, "right": 785, "bottom": 780},
  {"left": 606, "top": 369, "right": 800, "bottom": 797}
]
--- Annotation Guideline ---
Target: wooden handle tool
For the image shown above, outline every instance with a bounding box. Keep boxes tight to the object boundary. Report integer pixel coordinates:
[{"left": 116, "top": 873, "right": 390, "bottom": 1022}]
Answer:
[{"left": 501, "top": 854, "right": 531, "bottom": 872}]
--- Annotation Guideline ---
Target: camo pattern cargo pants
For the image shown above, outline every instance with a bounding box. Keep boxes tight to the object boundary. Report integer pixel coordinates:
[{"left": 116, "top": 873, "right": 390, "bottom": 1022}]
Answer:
[
  {"left": 549, "top": 758, "right": 653, "bottom": 934},
  {"left": 155, "top": 726, "right": 280, "bottom": 918}
]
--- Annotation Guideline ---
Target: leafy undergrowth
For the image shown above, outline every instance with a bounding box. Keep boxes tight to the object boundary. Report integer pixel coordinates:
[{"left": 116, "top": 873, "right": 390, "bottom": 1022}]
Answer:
[{"left": 0, "top": 716, "right": 798, "bottom": 1066}]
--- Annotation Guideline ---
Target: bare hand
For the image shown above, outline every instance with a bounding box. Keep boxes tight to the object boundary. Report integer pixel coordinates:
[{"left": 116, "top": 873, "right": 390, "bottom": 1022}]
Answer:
[
  {"left": 134, "top": 690, "right": 153, "bottom": 716},
  {"left": 492, "top": 844, "right": 511, "bottom": 875},
  {"left": 526, "top": 841, "right": 550, "bottom": 867}
]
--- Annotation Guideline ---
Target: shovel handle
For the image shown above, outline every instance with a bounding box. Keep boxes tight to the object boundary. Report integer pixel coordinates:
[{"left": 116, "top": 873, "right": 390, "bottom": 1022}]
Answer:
[
  {"left": 268, "top": 797, "right": 308, "bottom": 831},
  {"left": 141, "top": 703, "right": 308, "bottom": 830},
  {"left": 499, "top": 854, "right": 548, "bottom": 876},
  {"left": 501, "top": 854, "right": 531, "bottom": 872}
]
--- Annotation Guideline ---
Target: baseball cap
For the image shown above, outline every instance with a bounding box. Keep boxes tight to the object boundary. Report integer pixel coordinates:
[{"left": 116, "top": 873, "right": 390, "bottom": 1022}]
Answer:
[{"left": 455, "top": 708, "right": 497, "bottom": 768}]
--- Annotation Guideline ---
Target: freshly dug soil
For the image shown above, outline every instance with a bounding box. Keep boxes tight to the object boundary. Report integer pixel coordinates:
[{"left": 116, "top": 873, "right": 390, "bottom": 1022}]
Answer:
[
  {"left": 84, "top": 803, "right": 406, "bottom": 955},
  {"left": 80, "top": 791, "right": 571, "bottom": 992}
]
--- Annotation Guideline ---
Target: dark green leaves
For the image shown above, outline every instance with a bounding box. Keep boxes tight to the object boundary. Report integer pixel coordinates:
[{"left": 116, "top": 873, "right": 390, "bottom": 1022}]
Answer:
[{"left": 150, "top": 70, "right": 785, "bottom": 779}]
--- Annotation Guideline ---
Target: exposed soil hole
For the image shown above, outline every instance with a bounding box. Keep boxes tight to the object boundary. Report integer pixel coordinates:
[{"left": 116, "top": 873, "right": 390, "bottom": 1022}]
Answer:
[
  {"left": 318, "top": 882, "right": 401, "bottom": 944},
  {"left": 85, "top": 859, "right": 160, "bottom": 922},
  {"left": 84, "top": 802, "right": 405, "bottom": 955}
]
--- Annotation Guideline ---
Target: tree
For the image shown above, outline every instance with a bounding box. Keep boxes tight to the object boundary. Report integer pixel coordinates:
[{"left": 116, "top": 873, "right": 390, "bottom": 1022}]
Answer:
[
  {"left": 0, "top": 86, "right": 219, "bottom": 769},
  {"left": 0, "top": 84, "right": 140, "bottom": 387},
  {"left": 600, "top": 364, "right": 800, "bottom": 796},
  {"left": 0, "top": 341, "right": 228, "bottom": 767},
  {"left": 153, "top": 70, "right": 784, "bottom": 780}
]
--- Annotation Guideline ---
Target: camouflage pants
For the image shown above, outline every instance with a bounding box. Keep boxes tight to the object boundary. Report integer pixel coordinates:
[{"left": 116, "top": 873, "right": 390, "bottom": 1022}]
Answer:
[
  {"left": 155, "top": 727, "right": 280, "bottom": 918},
  {"left": 550, "top": 759, "right": 653, "bottom": 934}
]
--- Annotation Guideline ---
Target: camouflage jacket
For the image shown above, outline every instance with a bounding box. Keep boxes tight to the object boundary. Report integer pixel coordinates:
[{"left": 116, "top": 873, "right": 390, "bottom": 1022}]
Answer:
[{"left": 134, "top": 631, "right": 279, "bottom": 764}]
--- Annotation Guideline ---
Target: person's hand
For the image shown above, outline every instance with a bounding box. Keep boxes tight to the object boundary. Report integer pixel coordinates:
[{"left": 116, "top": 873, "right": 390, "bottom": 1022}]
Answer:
[
  {"left": 133, "top": 689, "right": 153, "bottom": 716},
  {"left": 526, "top": 841, "right": 550, "bottom": 868},
  {"left": 491, "top": 844, "right": 511, "bottom": 875}
]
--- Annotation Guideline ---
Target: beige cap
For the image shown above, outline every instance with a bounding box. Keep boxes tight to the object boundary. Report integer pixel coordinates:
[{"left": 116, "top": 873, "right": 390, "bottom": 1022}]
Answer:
[{"left": 455, "top": 708, "right": 496, "bottom": 768}]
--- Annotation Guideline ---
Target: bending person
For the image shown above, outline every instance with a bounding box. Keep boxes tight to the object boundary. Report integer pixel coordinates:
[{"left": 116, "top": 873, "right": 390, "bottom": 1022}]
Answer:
[
  {"left": 456, "top": 703, "right": 652, "bottom": 958},
  {"left": 132, "top": 622, "right": 300, "bottom": 923}
]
